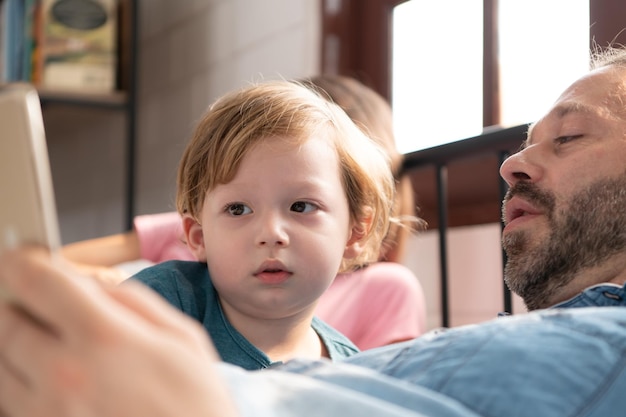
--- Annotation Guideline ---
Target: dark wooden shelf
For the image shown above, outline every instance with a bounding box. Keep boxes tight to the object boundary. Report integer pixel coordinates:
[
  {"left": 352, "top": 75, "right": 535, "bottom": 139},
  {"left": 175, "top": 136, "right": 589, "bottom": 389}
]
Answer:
[{"left": 38, "top": 88, "right": 128, "bottom": 109}]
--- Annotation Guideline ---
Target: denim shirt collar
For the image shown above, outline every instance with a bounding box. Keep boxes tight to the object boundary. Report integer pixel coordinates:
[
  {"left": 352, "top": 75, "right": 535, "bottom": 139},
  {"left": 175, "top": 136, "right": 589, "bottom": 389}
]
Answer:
[{"left": 551, "top": 282, "right": 626, "bottom": 309}]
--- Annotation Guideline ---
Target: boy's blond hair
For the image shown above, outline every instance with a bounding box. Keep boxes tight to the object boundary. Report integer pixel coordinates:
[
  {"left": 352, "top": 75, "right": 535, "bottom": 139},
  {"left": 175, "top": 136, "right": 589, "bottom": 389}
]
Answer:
[
  {"left": 176, "top": 80, "right": 395, "bottom": 272},
  {"left": 301, "top": 75, "right": 426, "bottom": 263}
]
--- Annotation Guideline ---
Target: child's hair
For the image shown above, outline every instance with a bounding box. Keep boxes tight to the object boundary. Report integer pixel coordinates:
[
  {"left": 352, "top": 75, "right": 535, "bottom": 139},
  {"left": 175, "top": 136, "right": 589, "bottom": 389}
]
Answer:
[
  {"left": 300, "top": 75, "right": 426, "bottom": 262},
  {"left": 176, "top": 80, "right": 395, "bottom": 272}
]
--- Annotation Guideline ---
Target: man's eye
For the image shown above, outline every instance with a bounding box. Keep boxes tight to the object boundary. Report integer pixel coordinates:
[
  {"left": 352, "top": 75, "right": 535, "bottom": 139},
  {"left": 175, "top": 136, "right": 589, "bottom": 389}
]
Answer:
[
  {"left": 290, "top": 201, "right": 317, "bottom": 213},
  {"left": 555, "top": 135, "right": 582, "bottom": 145},
  {"left": 226, "top": 203, "right": 251, "bottom": 216}
]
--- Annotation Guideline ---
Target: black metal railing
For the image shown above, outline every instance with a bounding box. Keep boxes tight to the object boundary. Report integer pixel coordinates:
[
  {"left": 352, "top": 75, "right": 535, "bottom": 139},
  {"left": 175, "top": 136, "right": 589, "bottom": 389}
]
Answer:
[{"left": 402, "top": 124, "right": 528, "bottom": 327}]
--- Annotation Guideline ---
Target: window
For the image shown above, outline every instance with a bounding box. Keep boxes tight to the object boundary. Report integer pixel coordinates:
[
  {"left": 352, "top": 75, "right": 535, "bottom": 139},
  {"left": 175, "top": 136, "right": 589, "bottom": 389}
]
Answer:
[
  {"left": 391, "top": 0, "right": 589, "bottom": 153},
  {"left": 392, "top": 0, "right": 484, "bottom": 153}
]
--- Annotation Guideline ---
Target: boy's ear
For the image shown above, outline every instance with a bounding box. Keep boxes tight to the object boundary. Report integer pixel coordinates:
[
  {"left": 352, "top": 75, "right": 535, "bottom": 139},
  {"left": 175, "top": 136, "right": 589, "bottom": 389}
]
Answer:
[
  {"left": 182, "top": 214, "right": 207, "bottom": 262},
  {"left": 343, "top": 212, "right": 373, "bottom": 259}
]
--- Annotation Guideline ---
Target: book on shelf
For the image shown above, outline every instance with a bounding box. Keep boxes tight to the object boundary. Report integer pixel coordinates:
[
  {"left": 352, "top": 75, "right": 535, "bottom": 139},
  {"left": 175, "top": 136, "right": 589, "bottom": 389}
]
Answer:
[
  {"left": 0, "top": 0, "right": 119, "bottom": 94},
  {"left": 39, "top": 0, "right": 118, "bottom": 93}
]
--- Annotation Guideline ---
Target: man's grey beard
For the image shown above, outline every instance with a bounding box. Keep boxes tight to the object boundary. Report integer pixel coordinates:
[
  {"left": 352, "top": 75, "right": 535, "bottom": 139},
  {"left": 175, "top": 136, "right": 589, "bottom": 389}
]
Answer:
[{"left": 502, "top": 172, "right": 626, "bottom": 310}]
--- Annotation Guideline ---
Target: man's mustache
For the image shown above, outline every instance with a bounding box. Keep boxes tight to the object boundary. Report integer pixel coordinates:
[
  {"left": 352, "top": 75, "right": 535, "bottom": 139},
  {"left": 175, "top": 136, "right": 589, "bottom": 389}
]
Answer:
[{"left": 502, "top": 181, "right": 556, "bottom": 222}]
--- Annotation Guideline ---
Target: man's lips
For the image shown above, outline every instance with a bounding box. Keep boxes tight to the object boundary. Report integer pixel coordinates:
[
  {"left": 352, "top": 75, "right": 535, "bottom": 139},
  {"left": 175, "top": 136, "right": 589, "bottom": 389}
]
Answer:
[{"left": 503, "top": 196, "right": 544, "bottom": 229}]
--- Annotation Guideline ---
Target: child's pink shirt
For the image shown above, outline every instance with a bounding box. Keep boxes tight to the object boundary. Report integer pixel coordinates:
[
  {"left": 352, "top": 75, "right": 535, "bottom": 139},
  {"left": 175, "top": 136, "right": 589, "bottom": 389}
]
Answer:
[
  {"left": 135, "top": 212, "right": 196, "bottom": 262},
  {"left": 315, "top": 262, "right": 426, "bottom": 350}
]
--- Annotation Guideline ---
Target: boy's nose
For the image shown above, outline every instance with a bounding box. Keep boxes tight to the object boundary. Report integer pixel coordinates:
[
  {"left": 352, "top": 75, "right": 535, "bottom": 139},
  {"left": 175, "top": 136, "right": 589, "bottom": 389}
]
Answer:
[{"left": 256, "top": 214, "right": 289, "bottom": 247}]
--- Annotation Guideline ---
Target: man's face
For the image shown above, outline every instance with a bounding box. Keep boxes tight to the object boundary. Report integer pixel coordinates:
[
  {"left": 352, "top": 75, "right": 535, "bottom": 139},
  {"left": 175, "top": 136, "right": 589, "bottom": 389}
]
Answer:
[{"left": 499, "top": 66, "right": 626, "bottom": 310}]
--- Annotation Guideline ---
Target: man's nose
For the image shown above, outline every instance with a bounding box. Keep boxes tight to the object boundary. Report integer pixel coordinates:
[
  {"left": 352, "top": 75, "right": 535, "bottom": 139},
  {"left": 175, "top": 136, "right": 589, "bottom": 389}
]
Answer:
[{"left": 499, "top": 145, "right": 544, "bottom": 187}]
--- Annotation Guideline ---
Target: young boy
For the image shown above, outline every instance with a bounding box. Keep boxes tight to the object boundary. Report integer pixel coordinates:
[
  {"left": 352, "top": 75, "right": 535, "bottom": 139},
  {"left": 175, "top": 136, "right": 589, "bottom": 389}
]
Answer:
[{"left": 130, "top": 80, "right": 396, "bottom": 370}]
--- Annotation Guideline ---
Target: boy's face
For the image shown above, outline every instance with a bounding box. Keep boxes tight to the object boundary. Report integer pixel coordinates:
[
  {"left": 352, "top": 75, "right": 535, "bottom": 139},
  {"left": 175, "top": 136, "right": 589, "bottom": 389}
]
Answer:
[{"left": 187, "top": 136, "right": 359, "bottom": 322}]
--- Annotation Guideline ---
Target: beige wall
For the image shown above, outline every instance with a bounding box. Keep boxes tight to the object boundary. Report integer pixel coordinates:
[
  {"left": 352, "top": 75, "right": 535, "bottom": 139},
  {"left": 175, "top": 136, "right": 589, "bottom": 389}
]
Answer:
[{"left": 405, "top": 224, "right": 526, "bottom": 330}]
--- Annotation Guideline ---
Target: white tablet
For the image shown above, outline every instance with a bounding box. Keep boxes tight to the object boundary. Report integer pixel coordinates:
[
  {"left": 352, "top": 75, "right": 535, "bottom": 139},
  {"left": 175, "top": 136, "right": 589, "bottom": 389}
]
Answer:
[{"left": 0, "top": 83, "right": 60, "bottom": 299}]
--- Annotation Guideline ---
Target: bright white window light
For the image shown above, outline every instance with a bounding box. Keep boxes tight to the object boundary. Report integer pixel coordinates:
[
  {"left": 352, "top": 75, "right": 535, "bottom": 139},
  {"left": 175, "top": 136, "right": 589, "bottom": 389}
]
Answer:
[{"left": 392, "top": 0, "right": 589, "bottom": 154}]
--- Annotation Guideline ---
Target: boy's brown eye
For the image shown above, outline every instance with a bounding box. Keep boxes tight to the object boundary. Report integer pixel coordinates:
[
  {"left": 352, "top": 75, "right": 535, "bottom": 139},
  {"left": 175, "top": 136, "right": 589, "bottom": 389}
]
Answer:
[
  {"left": 291, "top": 202, "right": 306, "bottom": 212},
  {"left": 227, "top": 203, "right": 250, "bottom": 216},
  {"left": 290, "top": 201, "right": 316, "bottom": 213}
]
